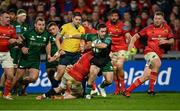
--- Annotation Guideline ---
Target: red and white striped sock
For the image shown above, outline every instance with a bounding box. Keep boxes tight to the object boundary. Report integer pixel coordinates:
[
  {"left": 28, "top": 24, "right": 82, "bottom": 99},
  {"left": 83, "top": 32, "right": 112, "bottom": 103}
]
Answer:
[{"left": 4, "top": 79, "right": 12, "bottom": 96}]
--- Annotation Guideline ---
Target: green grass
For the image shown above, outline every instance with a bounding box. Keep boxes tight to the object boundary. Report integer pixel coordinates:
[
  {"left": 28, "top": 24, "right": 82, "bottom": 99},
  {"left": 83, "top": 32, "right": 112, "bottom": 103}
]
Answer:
[{"left": 0, "top": 93, "right": 180, "bottom": 110}]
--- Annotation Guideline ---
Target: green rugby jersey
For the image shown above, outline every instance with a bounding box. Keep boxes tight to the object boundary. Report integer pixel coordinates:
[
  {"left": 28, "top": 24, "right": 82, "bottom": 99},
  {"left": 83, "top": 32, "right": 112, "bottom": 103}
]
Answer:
[
  {"left": 22, "top": 29, "right": 50, "bottom": 61},
  {"left": 11, "top": 21, "right": 29, "bottom": 34},
  {"left": 81, "top": 34, "right": 111, "bottom": 58},
  {"left": 49, "top": 35, "right": 58, "bottom": 56},
  {"left": 10, "top": 22, "right": 29, "bottom": 64}
]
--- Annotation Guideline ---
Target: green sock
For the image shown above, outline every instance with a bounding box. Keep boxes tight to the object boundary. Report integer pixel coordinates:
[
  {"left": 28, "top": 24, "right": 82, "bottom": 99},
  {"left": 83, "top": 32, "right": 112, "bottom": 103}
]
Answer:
[
  {"left": 100, "top": 81, "right": 111, "bottom": 88},
  {"left": 17, "top": 77, "right": 23, "bottom": 95},
  {"left": 0, "top": 85, "right": 4, "bottom": 91},
  {"left": 85, "top": 84, "right": 92, "bottom": 95}
]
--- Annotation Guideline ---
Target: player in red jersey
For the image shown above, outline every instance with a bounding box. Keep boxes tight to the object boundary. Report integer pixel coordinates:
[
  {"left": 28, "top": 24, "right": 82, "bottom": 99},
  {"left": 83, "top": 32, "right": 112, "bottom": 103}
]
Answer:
[
  {"left": 106, "top": 9, "right": 131, "bottom": 94},
  {"left": 36, "top": 51, "right": 93, "bottom": 100},
  {"left": 0, "top": 11, "right": 20, "bottom": 100},
  {"left": 123, "top": 11, "right": 174, "bottom": 97}
]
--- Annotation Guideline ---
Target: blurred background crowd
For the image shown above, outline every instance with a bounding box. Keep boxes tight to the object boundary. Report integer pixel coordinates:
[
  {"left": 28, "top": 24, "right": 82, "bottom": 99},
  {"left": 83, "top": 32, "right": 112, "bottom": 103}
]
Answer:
[{"left": 0, "top": 0, "right": 180, "bottom": 53}]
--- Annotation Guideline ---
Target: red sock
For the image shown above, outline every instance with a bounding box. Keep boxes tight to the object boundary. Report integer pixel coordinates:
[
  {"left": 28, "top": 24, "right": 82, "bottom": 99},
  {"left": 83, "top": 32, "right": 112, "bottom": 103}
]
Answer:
[
  {"left": 66, "top": 85, "right": 71, "bottom": 94},
  {"left": 4, "top": 79, "right": 12, "bottom": 96},
  {"left": 92, "top": 82, "right": 96, "bottom": 90},
  {"left": 114, "top": 80, "right": 120, "bottom": 90},
  {"left": 120, "top": 75, "right": 125, "bottom": 92},
  {"left": 127, "top": 78, "right": 142, "bottom": 93},
  {"left": 149, "top": 72, "right": 158, "bottom": 92}
]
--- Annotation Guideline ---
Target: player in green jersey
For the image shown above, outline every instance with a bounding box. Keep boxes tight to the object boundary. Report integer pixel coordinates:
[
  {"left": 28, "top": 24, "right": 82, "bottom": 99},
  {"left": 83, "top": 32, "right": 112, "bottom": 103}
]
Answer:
[
  {"left": 11, "top": 17, "right": 51, "bottom": 97},
  {"left": 10, "top": 9, "right": 29, "bottom": 67},
  {"left": 45, "top": 22, "right": 60, "bottom": 85},
  {"left": 65, "top": 23, "right": 114, "bottom": 99},
  {"left": 9, "top": 9, "right": 29, "bottom": 96}
]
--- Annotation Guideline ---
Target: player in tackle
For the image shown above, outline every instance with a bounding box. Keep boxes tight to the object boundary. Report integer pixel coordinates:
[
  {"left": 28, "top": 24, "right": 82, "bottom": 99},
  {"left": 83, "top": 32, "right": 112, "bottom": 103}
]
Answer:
[{"left": 36, "top": 51, "right": 94, "bottom": 100}]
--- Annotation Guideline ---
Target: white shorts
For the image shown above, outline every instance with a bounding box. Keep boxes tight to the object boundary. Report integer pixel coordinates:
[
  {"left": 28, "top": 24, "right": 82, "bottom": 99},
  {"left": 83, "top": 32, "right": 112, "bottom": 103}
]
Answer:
[
  {"left": 144, "top": 52, "right": 159, "bottom": 67},
  {"left": 0, "top": 52, "right": 14, "bottom": 68},
  {"left": 110, "top": 50, "right": 128, "bottom": 60},
  {"left": 110, "top": 50, "right": 127, "bottom": 65},
  {"left": 60, "top": 72, "right": 83, "bottom": 97}
]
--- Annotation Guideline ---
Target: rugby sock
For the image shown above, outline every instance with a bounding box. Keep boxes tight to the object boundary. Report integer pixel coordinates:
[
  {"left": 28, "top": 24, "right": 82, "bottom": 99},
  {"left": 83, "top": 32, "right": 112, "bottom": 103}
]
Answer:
[
  {"left": 92, "top": 82, "right": 96, "bottom": 90},
  {"left": 48, "top": 70, "right": 55, "bottom": 83},
  {"left": 0, "top": 85, "right": 4, "bottom": 97},
  {"left": 17, "top": 78, "right": 23, "bottom": 95},
  {"left": 66, "top": 84, "right": 71, "bottom": 94},
  {"left": 51, "top": 78, "right": 60, "bottom": 88},
  {"left": 120, "top": 74, "right": 125, "bottom": 92},
  {"left": 85, "top": 84, "right": 92, "bottom": 95},
  {"left": 22, "top": 83, "right": 29, "bottom": 95},
  {"left": 149, "top": 72, "right": 158, "bottom": 92},
  {"left": 114, "top": 80, "right": 120, "bottom": 89},
  {"left": 45, "top": 88, "right": 57, "bottom": 98},
  {"left": 4, "top": 80, "right": 12, "bottom": 96},
  {"left": 114, "top": 80, "right": 120, "bottom": 93},
  {"left": 0, "top": 85, "right": 3, "bottom": 91},
  {"left": 81, "top": 77, "right": 88, "bottom": 96},
  {"left": 100, "top": 81, "right": 111, "bottom": 88},
  {"left": 126, "top": 78, "right": 142, "bottom": 93}
]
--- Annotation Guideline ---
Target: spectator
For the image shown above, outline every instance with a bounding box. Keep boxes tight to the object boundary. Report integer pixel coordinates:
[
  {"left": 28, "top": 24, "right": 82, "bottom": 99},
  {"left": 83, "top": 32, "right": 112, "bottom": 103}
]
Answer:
[
  {"left": 8, "top": 0, "right": 17, "bottom": 11},
  {"left": 60, "top": 0, "right": 77, "bottom": 14},
  {"left": 140, "top": 10, "right": 149, "bottom": 28},
  {"left": 16, "top": 0, "right": 24, "bottom": 9},
  {"left": 0, "top": 1, "right": 9, "bottom": 11},
  {"left": 172, "top": 5, "right": 179, "bottom": 17},
  {"left": 132, "top": 16, "right": 145, "bottom": 53},
  {"left": 92, "top": 0, "right": 105, "bottom": 16},
  {"left": 129, "top": 0, "right": 139, "bottom": 20},
  {"left": 45, "top": 0, "right": 61, "bottom": 16},
  {"left": 62, "top": 11, "right": 73, "bottom": 24},
  {"left": 156, "top": 0, "right": 171, "bottom": 21},
  {"left": 26, "top": 7, "right": 36, "bottom": 29},
  {"left": 118, "top": 0, "right": 129, "bottom": 19},
  {"left": 74, "top": 0, "right": 92, "bottom": 14},
  {"left": 172, "top": 18, "right": 180, "bottom": 51},
  {"left": 103, "top": 0, "right": 119, "bottom": 21},
  {"left": 48, "top": 6, "right": 61, "bottom": 26},
  {"left": 123, "top": 11, "right": 133, "bottom": 25},
  {"left": 91, "top": 11, "right": 103, "bottom": 29},
  {"left": 150, "top": 4, "right": 160, "bottom": 17}
]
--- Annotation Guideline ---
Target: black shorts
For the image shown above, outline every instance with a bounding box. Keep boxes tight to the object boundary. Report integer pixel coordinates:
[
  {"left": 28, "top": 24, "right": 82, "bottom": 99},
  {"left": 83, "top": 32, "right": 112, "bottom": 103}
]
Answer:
[
  {"left": 59, "top": 52, "right": 81, "bottom": 66},
  {"left": 90, "top": 56, "right": 111, "bottom": 68}
]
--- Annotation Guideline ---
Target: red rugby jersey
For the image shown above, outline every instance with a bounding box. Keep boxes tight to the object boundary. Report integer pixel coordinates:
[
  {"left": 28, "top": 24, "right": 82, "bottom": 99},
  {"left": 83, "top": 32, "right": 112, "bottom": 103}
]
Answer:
[
  {"left": 0, "top": 25, "right": 17, "bottom": 52},
  {"left": 106, "top": 20, "right": 128, "bottom": 52},
  {"left": 139, "top": 23, "right": 174, "bottom": 58},
  {"left": 68, "top": 51, "right": 93, "bottom": 82}
]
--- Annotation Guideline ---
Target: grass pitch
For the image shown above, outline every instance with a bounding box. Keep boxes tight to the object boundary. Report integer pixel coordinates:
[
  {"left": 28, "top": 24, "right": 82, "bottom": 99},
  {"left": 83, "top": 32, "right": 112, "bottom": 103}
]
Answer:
[{"left": 0, "top": 92, "right": 180, "bottom": 110}]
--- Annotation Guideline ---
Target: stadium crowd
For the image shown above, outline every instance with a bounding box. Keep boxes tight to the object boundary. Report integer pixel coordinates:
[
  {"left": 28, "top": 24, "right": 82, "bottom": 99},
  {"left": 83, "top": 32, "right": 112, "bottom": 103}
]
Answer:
[
  {"left": 0, "top": 0, "right": 179, "bottom": 100},
  {"left": 0, "top": 0, "right": 179, "bottom": 51}
]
